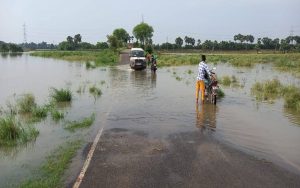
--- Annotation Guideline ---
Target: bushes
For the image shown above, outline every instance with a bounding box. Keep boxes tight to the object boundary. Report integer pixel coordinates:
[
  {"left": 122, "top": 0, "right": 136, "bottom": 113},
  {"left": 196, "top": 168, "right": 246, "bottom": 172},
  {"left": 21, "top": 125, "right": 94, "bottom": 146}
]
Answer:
[{"left": 50, "top": 88, "right": 72, "bottom": 102}]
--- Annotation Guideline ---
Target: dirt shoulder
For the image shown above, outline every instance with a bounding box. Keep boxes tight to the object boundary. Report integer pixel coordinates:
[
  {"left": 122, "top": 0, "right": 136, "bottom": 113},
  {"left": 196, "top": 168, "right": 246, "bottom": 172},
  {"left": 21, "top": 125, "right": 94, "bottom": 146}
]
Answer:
[{"left": 78, "top": 128, "right": 300, "bottom": 188}]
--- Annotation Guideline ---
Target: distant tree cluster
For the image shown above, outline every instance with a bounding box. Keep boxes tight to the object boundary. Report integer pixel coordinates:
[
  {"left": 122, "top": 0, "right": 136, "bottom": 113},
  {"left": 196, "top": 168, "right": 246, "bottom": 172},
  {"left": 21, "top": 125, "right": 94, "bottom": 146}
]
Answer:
[
  {"left": 0, "top": 41, "right": 23, "bottom": 52},
  {"left": 154, "top": 34, "right": 300, "bottom": 53},
  {"left": 58, "top": 34, "right": 109, "bottom": 51},
  {"left": 20, "top": 42, "right": 57, "bottom": 50}
]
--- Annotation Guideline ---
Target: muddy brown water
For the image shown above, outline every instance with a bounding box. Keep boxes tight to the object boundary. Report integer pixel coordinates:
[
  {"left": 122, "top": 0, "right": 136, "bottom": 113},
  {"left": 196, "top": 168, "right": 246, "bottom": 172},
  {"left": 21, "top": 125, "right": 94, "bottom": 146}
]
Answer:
[{"left": 0, "top": 53, "right": 300, "bottom": 187}]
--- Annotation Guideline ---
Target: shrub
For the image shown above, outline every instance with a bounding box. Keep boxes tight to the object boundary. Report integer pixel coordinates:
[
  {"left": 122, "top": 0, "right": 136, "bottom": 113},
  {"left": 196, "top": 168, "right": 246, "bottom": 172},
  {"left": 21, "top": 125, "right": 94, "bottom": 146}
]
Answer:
[
  {"left": 50, "top": 88, "right": 72, "bottom": 102},
  {"left": 18, "top": 94, "right": 36, "bottom": 113}
]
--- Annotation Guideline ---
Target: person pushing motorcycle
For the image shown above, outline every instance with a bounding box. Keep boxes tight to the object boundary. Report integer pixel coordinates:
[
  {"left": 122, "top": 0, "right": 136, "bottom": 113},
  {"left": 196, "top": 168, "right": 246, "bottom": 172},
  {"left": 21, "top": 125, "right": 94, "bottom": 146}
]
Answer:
[{"left": 196, "top": 55, "right": 210, "bottom": 104}]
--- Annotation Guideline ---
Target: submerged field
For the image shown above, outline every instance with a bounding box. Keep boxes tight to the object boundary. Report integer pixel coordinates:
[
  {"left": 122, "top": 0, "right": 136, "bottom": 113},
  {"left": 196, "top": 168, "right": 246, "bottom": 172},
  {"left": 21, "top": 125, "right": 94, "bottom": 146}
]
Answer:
[
  {"left": 30, "top": 50, "right": 119, "bottom": 66},
  {"left": 158, "top": 53, "right": 300, "bottom": 76},
  {"left": 1, "top": 52, "right": 300, "bottom": 187}
]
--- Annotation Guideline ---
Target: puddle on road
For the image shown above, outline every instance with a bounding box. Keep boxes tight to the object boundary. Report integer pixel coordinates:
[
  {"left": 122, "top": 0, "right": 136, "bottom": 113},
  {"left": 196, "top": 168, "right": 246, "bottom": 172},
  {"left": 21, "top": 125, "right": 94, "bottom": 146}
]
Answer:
[{"left": 1, "top": 53, "right": 300, "bottom": 186}]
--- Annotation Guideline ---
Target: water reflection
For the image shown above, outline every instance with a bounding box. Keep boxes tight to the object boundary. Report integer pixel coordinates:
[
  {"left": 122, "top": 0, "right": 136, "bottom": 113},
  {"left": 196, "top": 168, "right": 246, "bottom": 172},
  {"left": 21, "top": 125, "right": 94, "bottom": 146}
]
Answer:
[
  {"left": 130, "top": 70, "right": 157, "bottom": 89},
  {"left": 195, "top": 104, "right": 218, "bottom": 132}
]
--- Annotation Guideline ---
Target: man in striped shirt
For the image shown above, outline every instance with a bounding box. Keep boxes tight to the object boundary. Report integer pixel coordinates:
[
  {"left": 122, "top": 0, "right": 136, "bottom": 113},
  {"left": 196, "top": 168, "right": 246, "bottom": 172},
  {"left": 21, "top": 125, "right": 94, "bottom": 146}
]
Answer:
[{"left": 196, "top": 55, "right": 210, "bottom": 104}]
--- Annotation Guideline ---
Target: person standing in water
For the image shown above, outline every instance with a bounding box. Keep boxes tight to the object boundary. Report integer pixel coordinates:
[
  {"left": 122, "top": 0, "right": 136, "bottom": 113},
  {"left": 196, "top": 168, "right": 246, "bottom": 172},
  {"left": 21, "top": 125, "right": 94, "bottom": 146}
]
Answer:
[{"left": 196, "top": 55, "right": 210, "bottom": 104}]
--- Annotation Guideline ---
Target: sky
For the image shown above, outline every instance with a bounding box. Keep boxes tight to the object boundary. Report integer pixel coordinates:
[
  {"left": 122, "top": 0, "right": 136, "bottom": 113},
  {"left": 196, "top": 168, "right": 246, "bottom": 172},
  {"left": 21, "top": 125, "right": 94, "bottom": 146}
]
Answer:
[{"left": 0, "top": 0, "right": 300, "bottom": 44}]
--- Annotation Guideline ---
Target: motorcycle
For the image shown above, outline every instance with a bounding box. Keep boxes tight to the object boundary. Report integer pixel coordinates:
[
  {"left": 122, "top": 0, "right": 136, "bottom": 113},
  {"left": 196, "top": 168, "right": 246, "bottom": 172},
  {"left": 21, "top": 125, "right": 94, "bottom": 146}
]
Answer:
[
  {"left": 205, "top": 67, "right": 219, "bottom": 105},
  {"left": 151, "top": 58, "right": 157, "bottom": 73}
]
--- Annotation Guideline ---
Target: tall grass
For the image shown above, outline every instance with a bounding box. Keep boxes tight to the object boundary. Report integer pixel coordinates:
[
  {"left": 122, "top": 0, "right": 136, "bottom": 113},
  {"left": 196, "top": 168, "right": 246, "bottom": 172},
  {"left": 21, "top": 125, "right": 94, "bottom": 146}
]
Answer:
[
  {"left": 0, "top": 116, "right": 39, "bottom": 146},
  {"left": 50, "top": 88, "right": 72, "bottom": 102},
  {"left": 17, "top": 94, "right": 36, "bottom": 113},
  {"left": 158, "top": 53, "right": 300, "bottom": 76},
  {"left": 20, "top": 140, "right": 82, "bottom": 188},
  {"left": 65, "top": 113, "right": 95, "bottom": 132},
  {"left": 251, "top": 79, "right": 300, "bottom": 111},
  {"left": 89, "top": 85, "right": 102, "bottom": 97},
  {"left": 31, "top": 50, "right": 118, "bottom": 66}
]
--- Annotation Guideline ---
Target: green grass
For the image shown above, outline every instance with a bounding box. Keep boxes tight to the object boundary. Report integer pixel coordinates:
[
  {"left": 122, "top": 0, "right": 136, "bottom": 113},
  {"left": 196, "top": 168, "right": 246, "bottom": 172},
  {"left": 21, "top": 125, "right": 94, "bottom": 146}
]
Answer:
[
  {"left": 31, "top": 49, "right": 119, "bottom": 66},
  {"left": 251, "top": 79, "right": 300, "bottom": 111},
  {"left": 86, "top": 61, "right": 96, "bottom": 69},
  {"left": 50, "top": 88, "right": 72, "bottom": 102},
  {"left": 65, "top": 113, "right": 95, "bottom": 132},
  {"left": 217, "top": 89, "right": 225, "bottom": 98},
  {"left": 219, "top": 75, "right": 240, "bottom": 87},
  {"left": 0, "top": 116, "right": 39, "bottom": 146},
  {"left": 20, "top": 140, "right": 82, "bottom": 188},
  {"left": 158, "top": 53, "right": 300, "bottom": 75},
  {"left": 17, "top": 94, "right": 36, "bottom": 113},
  {"left": 89, "top": 85, "right": 102, "bottom": 97},
  {"left": 50, "top": 110, "right": 64, "bottom": 121}
]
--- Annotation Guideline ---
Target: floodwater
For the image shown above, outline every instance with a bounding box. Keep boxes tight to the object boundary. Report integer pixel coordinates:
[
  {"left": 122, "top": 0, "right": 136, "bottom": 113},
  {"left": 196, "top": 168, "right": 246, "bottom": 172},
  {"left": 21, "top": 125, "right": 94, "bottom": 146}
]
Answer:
[{"left": 1, "top": 53, "right": 300, "bottom": 186}]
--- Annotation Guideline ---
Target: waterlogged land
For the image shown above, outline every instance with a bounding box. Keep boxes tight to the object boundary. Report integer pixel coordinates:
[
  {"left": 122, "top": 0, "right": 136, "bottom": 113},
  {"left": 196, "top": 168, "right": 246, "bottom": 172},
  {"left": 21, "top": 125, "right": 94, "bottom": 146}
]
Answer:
[
  {"left": 158, "top": 53, "right": 300, "bottom": 76},
  {"left": 1, "top": 53, "right": 300, "bottom": 187},
  {"left": 30, "top": 50, "right": 119, "bottom": 66}
]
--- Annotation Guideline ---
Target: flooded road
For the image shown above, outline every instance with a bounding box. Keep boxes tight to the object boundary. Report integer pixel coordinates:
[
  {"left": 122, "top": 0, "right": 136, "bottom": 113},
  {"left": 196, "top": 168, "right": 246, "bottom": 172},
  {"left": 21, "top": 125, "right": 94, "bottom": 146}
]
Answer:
[{"left": 1, "top": 53, "right": 300, "bottom": 187}]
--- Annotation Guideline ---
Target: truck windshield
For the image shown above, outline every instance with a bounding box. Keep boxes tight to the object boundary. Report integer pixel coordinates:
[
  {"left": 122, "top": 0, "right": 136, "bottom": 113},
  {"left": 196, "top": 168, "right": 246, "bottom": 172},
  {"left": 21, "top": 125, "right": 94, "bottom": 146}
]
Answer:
[{"left": 131, "top": 50, "right": 144, "bottom": 57}]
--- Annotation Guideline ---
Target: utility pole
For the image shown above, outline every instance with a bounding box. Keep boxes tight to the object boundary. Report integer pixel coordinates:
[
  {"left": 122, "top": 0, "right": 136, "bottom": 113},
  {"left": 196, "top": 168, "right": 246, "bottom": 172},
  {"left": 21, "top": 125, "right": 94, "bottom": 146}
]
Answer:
[{"left": 23, "top": 23, "right": 27, "bottom": 44}]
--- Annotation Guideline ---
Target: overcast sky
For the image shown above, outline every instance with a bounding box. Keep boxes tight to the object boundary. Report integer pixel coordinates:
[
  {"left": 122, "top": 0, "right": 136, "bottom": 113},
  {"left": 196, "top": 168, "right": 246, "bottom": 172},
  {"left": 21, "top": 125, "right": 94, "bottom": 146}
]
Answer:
[{"left": 0, "top": 0, "right": 299, "bottom": 44}]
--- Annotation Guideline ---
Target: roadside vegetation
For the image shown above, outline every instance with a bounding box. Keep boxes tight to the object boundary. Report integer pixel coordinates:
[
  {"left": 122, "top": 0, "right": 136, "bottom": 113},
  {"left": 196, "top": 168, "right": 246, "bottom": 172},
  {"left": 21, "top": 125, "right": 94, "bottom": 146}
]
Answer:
[
  {"left": 20, "top": 140, "right": 82, "bottom": 188},
  {"left": 0, "top": 116, "right": 39, "bottom": 146},
  {"left": 219, "top": 75, "right": 240, "bottom": 87},
  {"left": 64, "top": 113, "right": 95, "bottom": 132},
  {"left": 31, "top": 50, "right": 118, "bottom": 66},
  {"left": 251, "top": 79, "right": 300, "bottom": 111}
]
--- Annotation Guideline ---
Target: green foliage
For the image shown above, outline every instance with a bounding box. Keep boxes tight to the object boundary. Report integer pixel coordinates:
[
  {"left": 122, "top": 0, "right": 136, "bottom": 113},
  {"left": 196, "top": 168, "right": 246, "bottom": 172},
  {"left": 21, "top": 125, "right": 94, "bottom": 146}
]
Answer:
[
  {"left": 86, "top": 61, "right": 96, "bottom": 69},
  {"left": 251, "top": 79, "right": 282, "bottom": 101},
  {"left": 284, "top": 88, "right": 300, "bottom": 111},
  {"left": 175, "top": 37, "right": 183, "bottom": 48},
  {"left": 217, "top": 89, "right": 225, "bottom": 98},
  {"left": 107, "top": 35, "right": 120, "bottom": 49},
  {"left": 89, "top": 85, "right": 102, "bottom": 97},
  {"left": 20, "top": 140, "right": 82, "bottom": 188},
  {"left": 251, "top": 79, "right": 300, "bottom": 111},
  {"left": 65, "top": 114, "right": 95, "bottom": 132},
  {"left": 50, "top": 88, "right": 72, "bottom": 102},
  {"left": 0, "top": 116, "right": 39, "bottom": 146},
  {"left": 18, "top": 94, "right": 36, "bottom": 113},
  {"left": 31, "top": 50, "right": 118, "bottom": 66},
  {"left": 133, "top": 22, "right": 154, "bottom": 45},
  {"left": 96, "top": 42, "right": 109, "bottom": 49},
  {"left": 220, "top": 76, "right": 232, "bottom": 86},
  {"left": 51, "top": 110, "right": 64, "bottom": 121},
  {"left": 112, "top": 28, "right": 130, "bottom": 44}
]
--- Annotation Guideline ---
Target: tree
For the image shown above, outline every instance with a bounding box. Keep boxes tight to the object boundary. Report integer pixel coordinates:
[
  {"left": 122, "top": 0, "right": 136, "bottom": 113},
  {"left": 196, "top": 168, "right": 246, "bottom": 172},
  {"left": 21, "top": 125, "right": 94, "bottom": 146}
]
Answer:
[
  {"left": 184, "top": 36, "right": 195, "bottom": 48},
  {"left": 107, "top": 35, "right": 119, "bottom": 49},
  {"left": 132, "top": 22, "right": 154, "bottom": 46},
  {"left": 67, "top": 36, "right": 73, "bottom": 43},
  {"left": 96, "top": 42, "right": 109, "bottom": 49},
  {"left": 113, "top": 28, "right": 130, "bottom": 44},
  {"left": 74, "top": 34, "right": 82, "bottom": 45},
  {"left": 175, "top": 37, "right": 183, "bottom": 48},
  {"left": 255, "top": 38, "right": 262, "bottom": 53}
]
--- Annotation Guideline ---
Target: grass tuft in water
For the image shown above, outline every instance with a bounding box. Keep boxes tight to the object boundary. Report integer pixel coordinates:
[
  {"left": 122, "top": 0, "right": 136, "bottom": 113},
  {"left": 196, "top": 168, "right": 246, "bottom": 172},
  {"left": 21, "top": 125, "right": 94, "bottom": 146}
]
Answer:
[
  {"left": 20, "top": 140, "right": 82, "bottom": 188},
  {"left": 65, "top": 113, "right": 95, "bottom": 132},
  {"left": 175, "top": 76, "right": 182, "bottom": 81},
  {"left": 217, "top": 89, "right": 225, "bottom": 98},
  {"left": 0, "top": 116, "right": 39, "bottom": 146},
  {"left": 50, "top": 88, "right": 72, "bottom": 102},
  {"left": 50, "top": 110, "right": 64, "bottom": 121},
  {"left": 17, "top": 94, "right": 36, "bottom": 113},
  {"left": 251, "top": 79, "right": 282, "bottom": 101},
  {"left": 89, "top": 85, "right": 102, "bottom": 97},
  {"left": 86, "top": 61, "right": 96, "bottom": 69}
]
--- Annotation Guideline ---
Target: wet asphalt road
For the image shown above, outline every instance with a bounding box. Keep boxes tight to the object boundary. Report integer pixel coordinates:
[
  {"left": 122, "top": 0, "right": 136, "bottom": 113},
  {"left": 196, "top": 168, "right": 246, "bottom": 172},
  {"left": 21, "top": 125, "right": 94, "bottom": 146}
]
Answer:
[{"left": 79, "top": 128, "right": 300, "bottom": 188}]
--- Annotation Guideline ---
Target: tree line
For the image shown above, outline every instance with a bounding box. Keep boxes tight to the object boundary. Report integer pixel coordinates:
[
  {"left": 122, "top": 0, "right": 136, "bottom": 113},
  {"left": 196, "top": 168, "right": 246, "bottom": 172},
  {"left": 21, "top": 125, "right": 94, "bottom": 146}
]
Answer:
[
  {"left": 156, "top": 34, "right": 300, "bottom": 53},
  {"left": 1, "top": 25, "right": 300, "bottom": 53}
]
